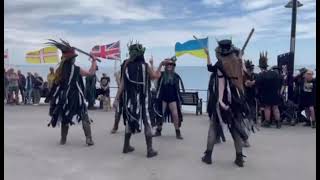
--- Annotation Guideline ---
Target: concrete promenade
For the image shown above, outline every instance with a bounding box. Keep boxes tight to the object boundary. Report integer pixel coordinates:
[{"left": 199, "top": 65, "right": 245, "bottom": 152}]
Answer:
[{"left": 4, "top": 105, "right": 316, "bottom": 180}]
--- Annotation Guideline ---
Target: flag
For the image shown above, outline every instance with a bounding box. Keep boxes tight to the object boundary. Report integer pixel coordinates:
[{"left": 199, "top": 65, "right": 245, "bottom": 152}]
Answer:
[
  {"left": 25, "top": 46, "right": 59, "bottom": 64},
  {"left": 175, "top": 37, "right": 208, "bottom": 59},
  {"left": 4, "top": 49, "right": 8, "bottom": 60},
  {"left": 91, "top": 41, "right": 120, "bottom": 60}
]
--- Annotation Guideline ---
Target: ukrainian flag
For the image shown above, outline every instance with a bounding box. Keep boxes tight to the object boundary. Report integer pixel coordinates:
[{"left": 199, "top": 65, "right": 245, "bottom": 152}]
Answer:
[
  {"left": 175, "top": 37, "right": 208, "bottom": 59},
  {"left": 26, "top": 46, "right": 59, "bottom": 64}
]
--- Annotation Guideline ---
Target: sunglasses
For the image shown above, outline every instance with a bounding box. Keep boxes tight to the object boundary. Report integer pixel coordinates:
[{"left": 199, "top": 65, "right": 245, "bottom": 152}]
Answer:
[{"left": 167, "top": 63, "right": 176, "bottom": 66}]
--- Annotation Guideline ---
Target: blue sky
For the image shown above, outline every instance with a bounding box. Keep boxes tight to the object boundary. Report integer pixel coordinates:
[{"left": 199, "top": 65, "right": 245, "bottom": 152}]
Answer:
[{"left": 4, "top": 0, "right": 316, "bottom": 68}]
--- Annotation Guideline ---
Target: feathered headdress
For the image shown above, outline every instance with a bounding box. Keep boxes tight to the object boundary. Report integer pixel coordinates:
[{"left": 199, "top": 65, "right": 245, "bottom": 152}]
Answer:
[
  {"left": 45, "top": 39, "right": 78, "bottom": 61},
  {"left": 259, "top": 51, "right": 268, "bottom": 69}
]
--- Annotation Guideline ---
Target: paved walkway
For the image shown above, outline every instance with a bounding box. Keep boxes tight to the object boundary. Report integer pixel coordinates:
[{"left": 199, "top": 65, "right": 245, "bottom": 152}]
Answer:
[{"left": 4, "top": 105, "right": 316, "bottom": 180}]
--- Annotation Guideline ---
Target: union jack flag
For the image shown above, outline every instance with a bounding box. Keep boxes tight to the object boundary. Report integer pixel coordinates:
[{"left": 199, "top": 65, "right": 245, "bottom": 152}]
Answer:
[{"left": 90, "top": 41, "right": 120, "bottom": 60}]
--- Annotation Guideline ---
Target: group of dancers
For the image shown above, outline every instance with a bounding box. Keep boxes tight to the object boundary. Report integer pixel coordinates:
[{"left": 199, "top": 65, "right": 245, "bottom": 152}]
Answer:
[{"left": 46, "top": 38, "right": 255, "bottom": 167}]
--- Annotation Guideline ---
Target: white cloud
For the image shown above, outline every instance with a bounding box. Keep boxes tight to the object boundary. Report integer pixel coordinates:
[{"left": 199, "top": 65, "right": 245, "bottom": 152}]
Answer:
[
  {"left": 241, "top": 0, "right": 274, "bottom": 10},
  {"left": 201, "top": 0, "right": 232, "bottom": 6}
]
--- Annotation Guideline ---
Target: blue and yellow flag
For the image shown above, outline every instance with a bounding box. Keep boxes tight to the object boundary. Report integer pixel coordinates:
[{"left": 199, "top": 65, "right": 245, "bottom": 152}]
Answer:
[{"left": 175, "top": 38, "right": 208, "bottom": 59}]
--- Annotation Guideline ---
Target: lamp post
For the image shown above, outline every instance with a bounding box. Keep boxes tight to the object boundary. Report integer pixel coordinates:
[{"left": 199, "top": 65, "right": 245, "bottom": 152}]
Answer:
[
  {"left": 284, "top": 0, "right": 303, "bottom": 100},
  {"left": 285, "top": 0, "right": 303, "bottom": 56}
]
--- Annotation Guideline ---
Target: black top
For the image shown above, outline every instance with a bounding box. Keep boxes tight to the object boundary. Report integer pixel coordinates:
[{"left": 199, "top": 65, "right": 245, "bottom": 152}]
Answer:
[
  {"left": 18, "top": 74, "right": 26, "bottom": 88},
  {"left": 256, "top": 70, "right": 283, "bottom": 105},
  {"left": 243, "top": 72, "right": 257, "bottom": 103},
  {"left": 33, "top": 76, "right": 43, "bottom": 89}
]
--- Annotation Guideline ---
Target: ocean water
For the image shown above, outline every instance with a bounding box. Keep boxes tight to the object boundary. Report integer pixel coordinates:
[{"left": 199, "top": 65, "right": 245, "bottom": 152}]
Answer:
[{"left": 6, "top": 63, "right": 316, "bottom": 111}]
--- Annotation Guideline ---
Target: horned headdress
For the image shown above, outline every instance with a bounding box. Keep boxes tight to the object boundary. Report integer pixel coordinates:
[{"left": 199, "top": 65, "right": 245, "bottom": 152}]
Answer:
[{"left": 258, "top": 51, "right": 268, "bottom": 69}]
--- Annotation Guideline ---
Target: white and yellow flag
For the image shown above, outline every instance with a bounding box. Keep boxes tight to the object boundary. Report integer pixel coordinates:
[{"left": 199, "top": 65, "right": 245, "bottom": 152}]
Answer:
[{"left": 25, "top": 46, "right": 59, "bottom": 64}]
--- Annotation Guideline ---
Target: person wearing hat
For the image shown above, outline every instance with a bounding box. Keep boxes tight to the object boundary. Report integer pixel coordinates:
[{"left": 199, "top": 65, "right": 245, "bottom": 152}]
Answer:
[
  {"left": 46, "top": 39, "right": 97, "bottom": 146},
  {"left": 202, "top": 39, "right": 254, "bottom": 167},
  {"left": 255, "top": 52, "right": 283, "bottom": 129},
  {"left": 152, "top": 56, "right": 185, "bottom": 140}
]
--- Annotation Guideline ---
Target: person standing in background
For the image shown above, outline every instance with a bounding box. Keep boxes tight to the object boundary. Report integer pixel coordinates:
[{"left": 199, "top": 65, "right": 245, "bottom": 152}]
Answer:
[
  {"left": 98, "top": 73, "right": 111, "bottom": 111},
  {"left": 47, "top": 67, "right": 55, "bottom": 90},
  {"left": 4, "top": 68, "right": 9, "bottom": 103},
  {"left": 299, "top": 69, "right": 316, "bottom": 128},
  {"left": 17, "top": 70, "right": 26, "bottom": 104},
  {"left": 33, "top": 72, "right": 43, "bottom": 105},
  {"left": 85, "top": 67, "right": 98, "bottom": 110},
  {"left": 7, "top": 68, "right": 20, "bottom": 105},
  {"left": 25, "top": 72, "right": 34, "bottom": 104}
]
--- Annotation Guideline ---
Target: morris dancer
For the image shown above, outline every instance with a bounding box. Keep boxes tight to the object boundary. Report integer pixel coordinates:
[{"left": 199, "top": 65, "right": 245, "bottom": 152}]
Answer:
[
  {"left": 152, "top": 57, "right": 185, "bottom": 140},
  {"left": 113, "top": 42, "right": 166, "bottom": 158},
  {"left": 202, "top": 39, "right": 253, "bottom": 167},
  {"left": 46, "top": 39, "right": 97, "bottom": 146}
]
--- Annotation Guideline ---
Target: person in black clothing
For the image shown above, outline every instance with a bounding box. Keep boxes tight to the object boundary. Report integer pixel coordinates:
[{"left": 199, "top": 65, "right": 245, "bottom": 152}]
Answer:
[
  {"left": 152, "top": 56, "right": 185, "bottom": 140},
  {"left": 113, "top": 42, "right": 164, "bottom": 158},
  {"left": 242, "top": 60, "right": 257, "bottom": 147},
  {"left": 17, "top": 70, "right": 26, "bottom": 104},
  {"left": 255, "top": 52, "right": 282, "bottom": 128},
  {"left": 85, "top": 69, "right": 97, "bottom": 110},
  {"left": 33, "top": 73, "right": 43, "bottom": 105},
  {"left": 202, "top": 40, "right": 254, "bottom": 167},
  {"left": 46, "top": 39, "right": 97, "bottom": 146},
  {"left": 25, "top": 72, "right": 34, "bottom": 104},
  {"left": 299, "top": 69, "right": 316, "bottom": 128},
  {"left": 293, "top": 68, "right": 309, "bottom": 123}
]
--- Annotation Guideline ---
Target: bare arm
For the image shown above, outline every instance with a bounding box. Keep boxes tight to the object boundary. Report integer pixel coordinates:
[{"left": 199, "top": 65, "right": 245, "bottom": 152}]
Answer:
[
  {"left": 114, "top": 76, "right": 124, "bottom": 101},
  {"left": 204, "top": 48, "right": 211, "bottom": 65},
  {"left": 217, "top": 70, "right": 229, "bottom": 110},
  {"left": 80, "top": 57, "right": 97, "bottom": 77},
  {"left": 148, "top": 61, "right": 164, "bottom": 80}
]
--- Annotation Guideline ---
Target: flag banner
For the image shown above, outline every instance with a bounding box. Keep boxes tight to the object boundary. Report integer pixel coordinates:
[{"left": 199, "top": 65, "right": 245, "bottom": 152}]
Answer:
[
  {"left": 175, "top": 37, "right": 208, "bottom": 59},
  {"left": 4, "top": 49, "right": 8, "bottom": 60},
  {"left": 91, "top": 41, "right": 120, "bottom": 60},
  {"left": 26, "top": 46, "right": 59, "bottom": 64}
]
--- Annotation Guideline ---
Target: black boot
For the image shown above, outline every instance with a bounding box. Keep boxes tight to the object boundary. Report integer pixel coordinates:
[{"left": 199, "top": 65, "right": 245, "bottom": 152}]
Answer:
[
  {"left": 303, "top": 121, "right": 311, "bottom": 127},
  {"left": 111, "top": 117, "right": 120, "bottom": 134},
  {"left": 82, "top": 117, "right": 94, "bottom": 146},
  {"left": 215, "top": 138, "right": 221, "bottom": 144},
  {"left": 311, "top": 121, "right": 316, "bottom": 128},
  {"left": 145, "top": 136, "right": 158, "bottom": 158},
  {"left": 201, "top": 150, "right": 212, "bottom": 164},
  {"left": 122, "top": 133, "right": 135, "bottom": 153},
  {"left": 261, "top": 120, "right": 271, "bottom": 128},
  {"left": 60, "top": 124, "right": 69, "bottom": 145},
  {"left": 276, "top": 120, "right": 282, "bottom": 129},
  {"left": 175, "top": 129, "right": 183, "bottom": 140},
  {"left": 153, "top": 128, "right": 162, "bottom": 137},
  {"left": 234, "top": 153, "right": 246, "bottom": 167}
]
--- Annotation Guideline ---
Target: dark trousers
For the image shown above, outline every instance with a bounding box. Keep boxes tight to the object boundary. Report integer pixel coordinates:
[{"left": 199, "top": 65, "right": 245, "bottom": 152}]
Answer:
[
  {"left": 19, "top": 86, "right": 25, "bottom": 104},
  {"left": 206, "top": 116, "right": 243, "bottom": 153}
]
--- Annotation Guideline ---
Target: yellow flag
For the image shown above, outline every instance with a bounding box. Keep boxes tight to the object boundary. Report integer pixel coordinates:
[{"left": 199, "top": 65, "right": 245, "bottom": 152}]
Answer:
[{"left": 26, "top": 46, "right": 59, "bottom": 64}]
